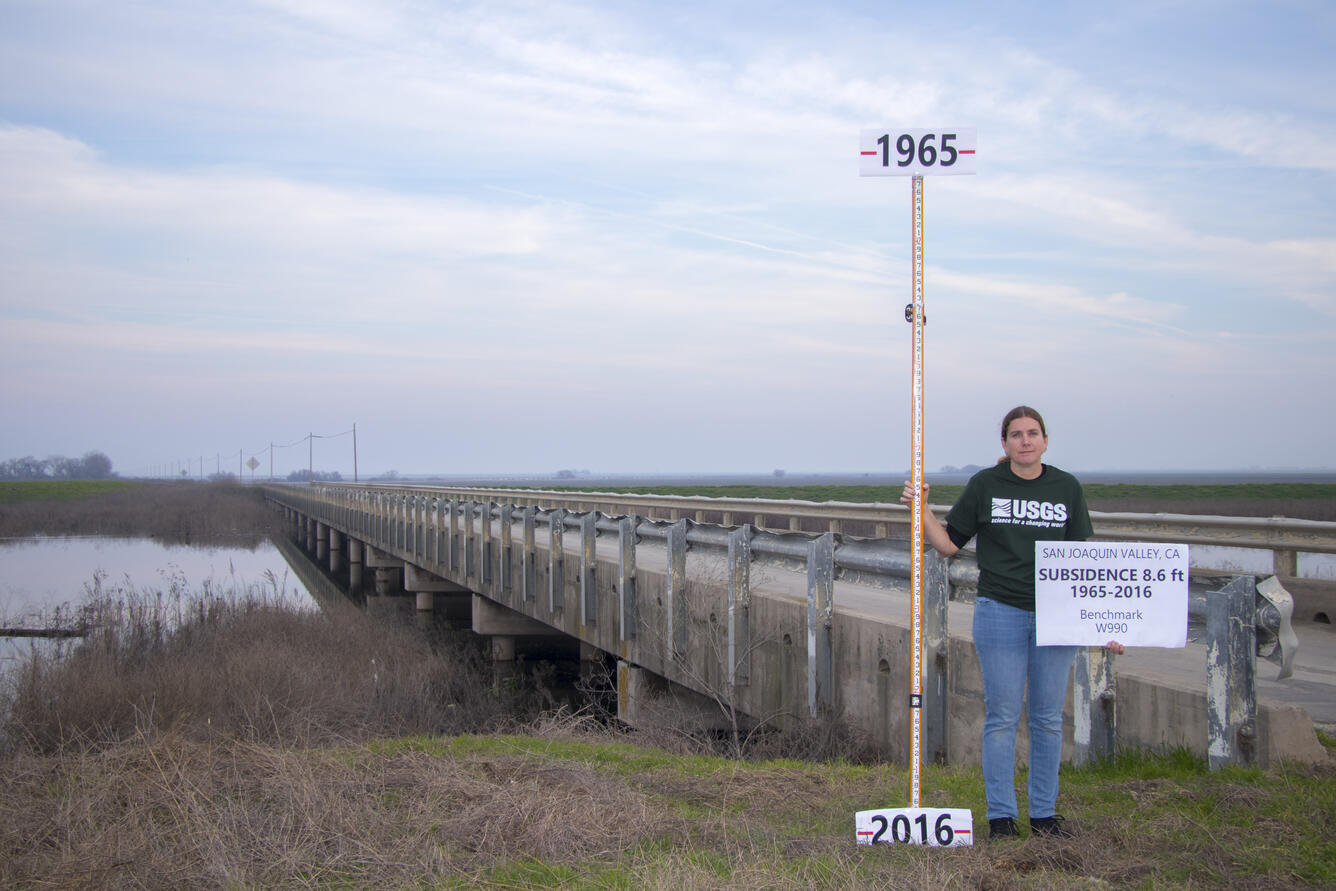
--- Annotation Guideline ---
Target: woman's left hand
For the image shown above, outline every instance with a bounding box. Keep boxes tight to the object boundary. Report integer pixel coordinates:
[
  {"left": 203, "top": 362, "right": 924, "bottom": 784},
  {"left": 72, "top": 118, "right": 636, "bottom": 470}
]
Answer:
[{"left": 1104, "top": 640, "right": 1125, "bottom": 655}]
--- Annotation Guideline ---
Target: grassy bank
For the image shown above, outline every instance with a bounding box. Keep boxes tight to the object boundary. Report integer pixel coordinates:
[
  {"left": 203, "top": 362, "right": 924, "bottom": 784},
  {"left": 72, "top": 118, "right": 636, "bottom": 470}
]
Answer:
[{"left": 2, "top": 581, "right": 1332, "bottom": 889}]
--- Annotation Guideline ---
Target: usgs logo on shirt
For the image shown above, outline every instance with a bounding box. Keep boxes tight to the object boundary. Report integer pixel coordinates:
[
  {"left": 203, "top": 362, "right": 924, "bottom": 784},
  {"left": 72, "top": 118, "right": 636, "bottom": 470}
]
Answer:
[{"left": 991, "top": 497, "right": 1069, "bottom": 524}]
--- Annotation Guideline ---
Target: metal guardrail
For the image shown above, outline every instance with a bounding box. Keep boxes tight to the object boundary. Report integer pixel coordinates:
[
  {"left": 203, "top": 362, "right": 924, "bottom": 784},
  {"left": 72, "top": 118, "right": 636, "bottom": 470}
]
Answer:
[
  {"left": 266, "top": 482, "right": 1310, "bottom": 769},
  {"left": 307, "top": 482, "right": 1336, "bottom": 558}
]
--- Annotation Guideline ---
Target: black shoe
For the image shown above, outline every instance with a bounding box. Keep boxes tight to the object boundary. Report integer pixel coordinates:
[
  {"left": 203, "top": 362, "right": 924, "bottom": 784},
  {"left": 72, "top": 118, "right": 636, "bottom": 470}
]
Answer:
[
  {"left": 988, "top": 817, "right": 1019, "bottom": 840},
  {"left": 1029, "top": 815, "right": 1074, "bottom": 838}
]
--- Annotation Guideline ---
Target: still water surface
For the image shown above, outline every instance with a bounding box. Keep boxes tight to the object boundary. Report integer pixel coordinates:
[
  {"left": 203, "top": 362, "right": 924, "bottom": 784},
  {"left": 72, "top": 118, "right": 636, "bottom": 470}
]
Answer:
[{"left": 0, "top": 535, "right": 312, "bottom": 625}]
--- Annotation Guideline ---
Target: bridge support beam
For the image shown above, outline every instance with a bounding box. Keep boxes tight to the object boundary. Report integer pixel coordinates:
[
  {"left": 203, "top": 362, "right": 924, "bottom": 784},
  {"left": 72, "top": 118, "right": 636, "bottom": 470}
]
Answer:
[
  {"left": 404, "top": 565, "right": 472, "bottom": 624},
  {"left": 472, "top": 594, "right": 558, "bottom": 637}
]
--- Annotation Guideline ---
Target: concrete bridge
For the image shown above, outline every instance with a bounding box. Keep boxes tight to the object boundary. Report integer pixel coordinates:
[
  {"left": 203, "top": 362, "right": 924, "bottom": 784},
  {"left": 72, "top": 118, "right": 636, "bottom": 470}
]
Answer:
[{"left": 262, "top": 483, "right": 1333, "bottom": 768}]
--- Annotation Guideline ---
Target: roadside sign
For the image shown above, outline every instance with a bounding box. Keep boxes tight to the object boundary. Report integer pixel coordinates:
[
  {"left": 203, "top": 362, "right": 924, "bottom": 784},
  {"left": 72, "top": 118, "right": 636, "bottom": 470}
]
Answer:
[{"left": 859, "top": 129, "right": 977, "bottom": 176}]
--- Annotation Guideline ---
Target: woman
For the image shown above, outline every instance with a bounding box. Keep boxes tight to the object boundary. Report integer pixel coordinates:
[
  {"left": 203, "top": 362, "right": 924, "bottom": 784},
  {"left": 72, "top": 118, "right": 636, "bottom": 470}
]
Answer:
[{"left": 902, "top": 405, "right": 1123, "bottom": 841}]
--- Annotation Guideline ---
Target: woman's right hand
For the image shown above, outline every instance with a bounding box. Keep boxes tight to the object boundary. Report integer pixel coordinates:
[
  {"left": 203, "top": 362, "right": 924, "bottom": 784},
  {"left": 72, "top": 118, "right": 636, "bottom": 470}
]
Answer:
[{"left": 900, "top": 480, "right": 927, "bottom": 506}]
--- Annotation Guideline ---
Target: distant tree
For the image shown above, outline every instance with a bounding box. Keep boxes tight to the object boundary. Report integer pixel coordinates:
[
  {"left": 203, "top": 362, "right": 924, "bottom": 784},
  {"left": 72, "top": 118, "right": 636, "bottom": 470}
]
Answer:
[
  {"left": 1, "top": 456, "right": 47, "bottom": 479},
  {"left": 80, "top": 451, "right": 114, "bottom": 479},
  {"left": 0, "top": 451, "right": 114, "bottom": 480}
]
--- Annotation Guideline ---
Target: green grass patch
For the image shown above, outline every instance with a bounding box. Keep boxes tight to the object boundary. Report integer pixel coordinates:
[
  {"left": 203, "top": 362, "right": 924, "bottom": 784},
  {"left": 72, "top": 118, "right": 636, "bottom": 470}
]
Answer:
[{"left": 0, "top": 479, "right": 142, "bottom": 504}]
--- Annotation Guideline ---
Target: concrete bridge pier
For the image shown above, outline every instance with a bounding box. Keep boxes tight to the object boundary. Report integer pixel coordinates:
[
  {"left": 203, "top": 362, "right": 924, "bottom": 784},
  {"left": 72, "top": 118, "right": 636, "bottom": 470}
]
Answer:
[
  {"left": 372, "top": 566, "right": 401, "bottom": 597},
  {"left": 328, "top": 529, "right": 343, "bottom": 573},
  {"left": 306, "top": 517, "right": 317, "bottom": 553},
  {"left": 348, "top": 538, "right": 363, "bottom": 595},
  {"left": 316, "top": 523, "right": 328, "bottom": 562}
]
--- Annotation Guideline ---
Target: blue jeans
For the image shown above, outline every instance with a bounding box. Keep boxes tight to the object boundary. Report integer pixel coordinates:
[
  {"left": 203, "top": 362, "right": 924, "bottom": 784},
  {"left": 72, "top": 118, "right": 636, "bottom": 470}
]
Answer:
[{"left": 972, "top": 597, "right": 1076, "bottom": 821}]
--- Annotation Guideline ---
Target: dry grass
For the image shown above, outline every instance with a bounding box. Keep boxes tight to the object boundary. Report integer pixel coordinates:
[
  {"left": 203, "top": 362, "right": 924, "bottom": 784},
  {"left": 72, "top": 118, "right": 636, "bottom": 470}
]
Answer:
[
  {"left": 2, "top": 578, "right": 533, "bottom": 754},
  {"left": 0, "top": 479, "right": 286, "bottom": 544},
  {"left": 0, "top": 734, "right": 680, "bottom": 888}
]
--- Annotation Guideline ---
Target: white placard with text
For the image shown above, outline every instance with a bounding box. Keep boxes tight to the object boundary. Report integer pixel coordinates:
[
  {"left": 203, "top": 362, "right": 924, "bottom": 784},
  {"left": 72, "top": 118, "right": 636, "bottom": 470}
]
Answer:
[{"left": 1035, "top": 542, "right": 1190, "bottom": 648}]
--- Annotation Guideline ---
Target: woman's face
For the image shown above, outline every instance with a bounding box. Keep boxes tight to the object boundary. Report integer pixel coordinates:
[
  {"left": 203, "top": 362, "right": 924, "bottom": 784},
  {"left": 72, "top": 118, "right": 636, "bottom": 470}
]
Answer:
[{"left": 1003, "top": 416, "right": 1048, "bottom": 472}]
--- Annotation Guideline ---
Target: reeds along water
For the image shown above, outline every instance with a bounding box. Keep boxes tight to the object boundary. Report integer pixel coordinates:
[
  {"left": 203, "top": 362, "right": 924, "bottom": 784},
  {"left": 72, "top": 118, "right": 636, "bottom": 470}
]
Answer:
[{"left": 0, "top": 568, "right": 534, "bottom": 753}]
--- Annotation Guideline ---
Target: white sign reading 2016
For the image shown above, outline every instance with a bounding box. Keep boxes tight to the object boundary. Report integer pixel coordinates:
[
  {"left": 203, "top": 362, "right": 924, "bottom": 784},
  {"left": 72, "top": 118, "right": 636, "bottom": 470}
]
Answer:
[{"left": 859, "top": 129, "right": 977, "bottom": 176}]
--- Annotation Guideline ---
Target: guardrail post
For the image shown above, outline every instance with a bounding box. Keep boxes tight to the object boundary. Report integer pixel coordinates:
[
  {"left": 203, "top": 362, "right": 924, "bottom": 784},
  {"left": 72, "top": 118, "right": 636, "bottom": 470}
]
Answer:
[
  {"left": 448, "top": 500, "right": 459, "bottom": 572},
  {"left": 924, "top": 549, "right": 949, "bottom": 765},
  {"left": 501, "top": 504, "right": 513, "bottom": 595},
  {"left": 549, "top": 508, "right": 566, "bottom": 612},
  {"left": 667, "top": 519, "right": 688, "bottom": 659},
  {"left": 1207, "top": 574, "right": 1258, "bottom": 770},
  {"left": 410, "top": 495, "right": 420, "bottom": 561},
  {"left": 522, "top": 506, "right": 536, "bottom": 601},
  {"left": 581, "top": 512, "right": 597, "bottom": 627},
  {"left": 619, "top": 515, "right": 637, "bottom": 641},
  {"left": 416, "top": 496, "right": 425, "bottom": 559},
  {"left": 481, "top": 502, "right": 494, "bottom": 586},
  {"left": 1073, "top": 646, "right": 1116, "bottom": 766},
  {"left": 807, "top": 532, "right": 834, "bottom": 718},
  {"left": 463, "top": 501, "right": 475, "bottom": 578},
  {"left": 433, "top": 498, "right": 444, "bottom": 570},
  {"left": 396, "top": 494, "right": 404, "bottom": 552},
  {"left": 728, "top": 524, "right": 752, "bottom": 687}
]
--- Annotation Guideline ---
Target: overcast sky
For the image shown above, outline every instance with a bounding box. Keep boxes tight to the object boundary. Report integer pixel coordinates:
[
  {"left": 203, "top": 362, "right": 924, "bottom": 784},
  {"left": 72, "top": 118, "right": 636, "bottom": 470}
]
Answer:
[{"left": 2, "top": 0, "right": 1333, "bottom": 478}]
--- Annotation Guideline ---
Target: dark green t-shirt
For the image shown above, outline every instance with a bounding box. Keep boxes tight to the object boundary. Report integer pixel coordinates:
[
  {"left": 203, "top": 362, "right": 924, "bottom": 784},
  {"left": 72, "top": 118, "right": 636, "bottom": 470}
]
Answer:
[{"left": 945, "top": 462, "right": 1093, "bottom": 611}]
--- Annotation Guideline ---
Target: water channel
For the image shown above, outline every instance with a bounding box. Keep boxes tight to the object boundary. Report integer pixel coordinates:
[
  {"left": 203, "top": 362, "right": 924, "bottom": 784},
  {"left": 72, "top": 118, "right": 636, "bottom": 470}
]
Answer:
[{"left": 0, "top": 535, "right": 311, "bottom": 664}]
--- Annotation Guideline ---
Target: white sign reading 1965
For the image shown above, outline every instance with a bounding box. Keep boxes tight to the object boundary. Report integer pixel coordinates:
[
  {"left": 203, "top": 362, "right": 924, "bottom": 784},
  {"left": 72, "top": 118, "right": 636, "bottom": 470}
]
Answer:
[
  {"left": 1035, "top": 542, "right": 1190, "bottom": 648},
  {"left": 859, "top": 129, "right": 977, "bottom": 176}
]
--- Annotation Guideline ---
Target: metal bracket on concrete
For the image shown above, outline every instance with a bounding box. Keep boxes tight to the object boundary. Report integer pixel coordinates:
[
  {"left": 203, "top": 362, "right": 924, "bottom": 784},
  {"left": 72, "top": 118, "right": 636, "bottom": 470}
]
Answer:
[
  {"left": 581, "top": 511, "right": 597, "bottom": 627},
  {"left": 807, "top": 531, "right": 834, "bottom": 718},
  {"left": 500, "top": 504, "right": 513, "bottom": 596},
  {"left": 463, "top": 501, "right": 476, "bottom": 578},
  {"left": 728, "top": 524, "right": 752, "bottom": 687},
  {"left": 924, "top": 549, "right": 949, "bottom": 765},
  {"left": 1073, "top": 646, "right": 1116, "bottom": 766},
  {"left": 619, "top": 515, "right": 637, "bottom": 641},
  {"left": 482, "top": 502, "right": 496, "bottom": 585},
  {"left": 549, "top": 508, "right": 566, "bottom": 613},
  {"left": 433, "top": 498, "right": 444, "bottom": 570},
  {"left": 448, "top": 499, "right": 460, "bottom": 573},
  {"left": 522, "top": 506, "right": 536, "bottom": 601},
  {"left": 1207, "top": 574, "right": 1258, "bottom": 770},
  {"left": 666, "top": 519, "right": 689, "bottom": 659},
  {"left": 409, "top": 495, "right": 420, "bottom": 561}
]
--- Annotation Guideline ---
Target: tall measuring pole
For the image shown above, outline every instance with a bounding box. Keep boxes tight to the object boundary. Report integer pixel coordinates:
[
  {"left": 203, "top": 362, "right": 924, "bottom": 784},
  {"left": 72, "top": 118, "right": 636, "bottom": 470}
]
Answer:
[
  {"left": 855, "top": 128, "right": 977, "bottom": 848},
  {"left": 908, "top": 173, "right": 927, "bottom": 808}
]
